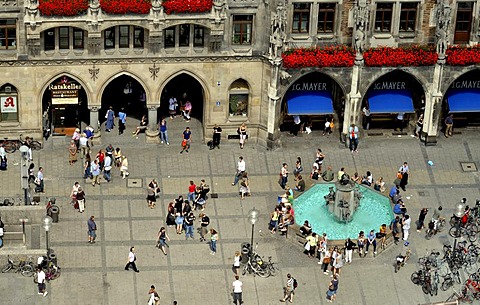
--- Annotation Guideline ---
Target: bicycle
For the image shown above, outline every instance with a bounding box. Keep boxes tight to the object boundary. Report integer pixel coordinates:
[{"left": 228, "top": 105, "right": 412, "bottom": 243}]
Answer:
[
  {"left": 242, "top": 255, "right": 270, "bottom": 278},
  {"left": 264, "top": 256, "right": 279, "bottom": 276},
  {"left": 20, "top": 134, "right": 42, "bottom": 151},
  {"left": 449, "top": 223, "right": 478, "bottom": 242},
  {"left": 0, "top": 137, "right": 20, "bottom": 153},
  {"left": 394, "top": 248, "right": 411, "bottom": 273},
  {"left": 1, "top": 255, "right": 36, "bottom": 277},
  {"left": 441, "top": 270, "right": 461, "bottom": 291},
  {"left": 425, "top": 218, "right": 446, "bottom": 240}
]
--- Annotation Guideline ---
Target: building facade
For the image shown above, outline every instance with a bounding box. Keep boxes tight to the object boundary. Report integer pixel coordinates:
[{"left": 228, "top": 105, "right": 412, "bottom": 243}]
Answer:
[{"left": 0, "top": 0, "right": 479, "bottom": 147}]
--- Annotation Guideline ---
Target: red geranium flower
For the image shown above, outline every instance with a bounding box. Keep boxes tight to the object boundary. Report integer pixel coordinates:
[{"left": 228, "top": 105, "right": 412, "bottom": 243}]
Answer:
[
  {"left": 101, "top": 0, "right": 152, "bottom": 15},
  {"left": 282, "top": 46, "right": 355, "bottom": 69},
  {"left": 363, "top": 45, "right": 437, "bottom": 67},
  {"left": 39, "top": 0, "right": 89, "bottom": 16},
  {"left": 446, "top": 45, "right": 480, "bottom": 66},
  {"left": 162, "top": 0, "right": 213, "bottom": 14}
]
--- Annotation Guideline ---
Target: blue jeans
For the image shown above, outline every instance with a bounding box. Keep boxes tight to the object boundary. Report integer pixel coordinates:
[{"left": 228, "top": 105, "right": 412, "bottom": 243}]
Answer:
[
  {"left": 349, "top": 138, "right": 359, "bottom": 151},
  {"left": 187, "top": 192, "right": 195, "bottom": 202},
  {"left": 280, "top": 176, "right": 288, "bottom": 189},
  {"left": 160, "top": 130, "right": 169, "bottom": 143},
  {"left": 103, "top": 170, "right": 111, "bottom": 182},
  {"left": 211, "top": 240, "right": 217, "bottom": 253},
  {"left": 233, "top": 172, "right": 243, "bottom": 186},
  {"left": 185, "top": 225, "right": 194, "bottom": 239}
]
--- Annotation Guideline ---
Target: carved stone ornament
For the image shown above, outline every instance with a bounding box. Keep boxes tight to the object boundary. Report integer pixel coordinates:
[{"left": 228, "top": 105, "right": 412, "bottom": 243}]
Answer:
[
  {"left": 149, "top": 62, "right": 160, "bottom": 80},
  {"left": 268, "top": 0, "right": 287, "bottom": 59},
  {"left": 3, "top": 0, "right": 18, "bottom": 7},
  {"left": 352, "top": 0, "right": 369, "bottom": 63},
  {"left": 89, "top": 63, "right": 99, "bottom": 81},
  {"left": 212, "top": 0, "right": 226, "bottom": 24},
  {"left": 435, "top": 0, "right": 452, "bottom": 62}
]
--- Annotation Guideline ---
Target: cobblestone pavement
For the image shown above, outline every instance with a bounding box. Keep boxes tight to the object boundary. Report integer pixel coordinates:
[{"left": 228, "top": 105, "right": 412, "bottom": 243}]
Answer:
[{"left": 1, "top": 117, "right": 479, "bottom": 305}]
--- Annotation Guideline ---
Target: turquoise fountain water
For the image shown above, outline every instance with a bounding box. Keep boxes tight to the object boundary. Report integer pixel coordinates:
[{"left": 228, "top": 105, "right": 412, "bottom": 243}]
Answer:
[{"left": 294, "top": 183, "right": 394, "bottom": 240}]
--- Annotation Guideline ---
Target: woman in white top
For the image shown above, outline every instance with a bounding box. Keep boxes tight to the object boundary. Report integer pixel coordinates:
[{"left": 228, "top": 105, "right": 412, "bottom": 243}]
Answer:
[{"left": 233, "top": 251, "right": 241, "bottom": 276}]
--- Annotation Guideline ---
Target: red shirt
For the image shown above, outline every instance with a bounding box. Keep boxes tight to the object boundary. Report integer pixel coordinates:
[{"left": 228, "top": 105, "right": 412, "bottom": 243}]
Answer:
[
  {"left": 97, "top": 152, "right": 105, "bottom": 162},
  {"left": 188, "top": 184, "right": 196, "bottom": 193}
]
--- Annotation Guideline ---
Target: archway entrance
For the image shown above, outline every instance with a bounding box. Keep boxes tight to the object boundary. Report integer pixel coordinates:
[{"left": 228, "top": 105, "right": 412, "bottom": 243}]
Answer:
[
  {"left": 159, "top": 73, "right": 204, "bottom": 122},
  {"left": 443, "top": 69, "right": 480, "bottom": 128},
  {"left": 280, "top": 72, "right": 344, "bottom": 135},
  {"left": 362, "top": 70, "right": 425, "bottom": 131},
  {"left": 100, "top": 75, "right": 147, "bottom": 124},
  {"left": 42, "top": 75, "right": 88, "bottom": 136}
]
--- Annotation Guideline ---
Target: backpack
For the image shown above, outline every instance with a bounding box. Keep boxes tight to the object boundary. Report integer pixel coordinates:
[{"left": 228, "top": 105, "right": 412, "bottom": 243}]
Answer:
[{"left": 293, "top": 278, "right": 298, "bottom": 289}]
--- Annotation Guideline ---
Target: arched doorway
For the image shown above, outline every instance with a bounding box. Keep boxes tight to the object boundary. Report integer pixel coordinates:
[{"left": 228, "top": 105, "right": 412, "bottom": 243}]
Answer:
[
  {"left": 362, "top": 70, "right": 425, "bottom": 130},
  {"left": 159, "top": 73, "right": 204, "bottom": 122},
  {"left": 42, "top": 75, "right": 89, "bottom": 136},
  {"left": 280, "top": 72, "right": 344, "bottom": 135},
  {"left": 443, "top": 69, "right": 480, "bottom": 128},
  {"left": 100, "top": 75, "right": 147, "bottom": 124}
]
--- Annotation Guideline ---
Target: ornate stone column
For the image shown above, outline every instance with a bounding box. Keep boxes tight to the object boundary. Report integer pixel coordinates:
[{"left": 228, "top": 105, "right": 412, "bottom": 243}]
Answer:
[
  {"left": 145, "top": 106, "right": 159, "bottom": 143},
  {"left": 88, "top": 106, "right": 101, "bottom": 142}
]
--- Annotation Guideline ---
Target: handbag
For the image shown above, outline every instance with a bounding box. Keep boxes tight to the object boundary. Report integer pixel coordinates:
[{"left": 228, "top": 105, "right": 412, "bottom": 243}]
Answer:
[
  {"left": 323, "top": 256, "right": 331, "bottom": 264},
  {"left": 304, "top": 242, "right": 311, "bottom": 251}
]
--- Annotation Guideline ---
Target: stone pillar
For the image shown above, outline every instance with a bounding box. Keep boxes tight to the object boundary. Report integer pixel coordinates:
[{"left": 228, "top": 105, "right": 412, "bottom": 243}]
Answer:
[
  {"left": 145, "top": 106, "right": 159, "bottom": 143},
  {"left": 422, "top": 64, "right": 443, "bottom": 146},
  {"left": 343, "top": 65, "right": 362, "bottom": 145},
  {"left": 266, "top": 59, "right": 282, "bottom": 149},
  {"left": 88, "top": 106, "right": 100, "bottom": 132}
]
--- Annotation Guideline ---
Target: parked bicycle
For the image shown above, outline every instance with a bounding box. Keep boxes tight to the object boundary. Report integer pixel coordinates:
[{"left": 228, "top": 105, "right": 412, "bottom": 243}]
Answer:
[
  {"left": 394, "top": 242, "right": 411, "bottom": 273},
  {"left": 1, "top": 255, "right": 36, "bottom": 277},
  {"left": 0, "top": 134, "right": 42, "bottom": 154},
  {"left": 426, "top": 218, "right": 446, "bottom": 240}
]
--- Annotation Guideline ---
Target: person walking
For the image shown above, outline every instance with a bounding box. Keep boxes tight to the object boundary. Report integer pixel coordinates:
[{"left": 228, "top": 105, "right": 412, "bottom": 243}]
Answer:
[
  {"left": 159, "top": 119, "right": 169, "bottom": 145},
  {"left": 238, "top": 123, "right": 247, "bottom": 149},
  {"left": 280, "top": 273, "right": 295, "bottom": 303},
  {"left": 348, "top": 123, "right": 359, "bottom": 153},
  {"left": 402, "top": 214, "right": 411, "bottom": 241},
  {"left": 157, "top": 227, "right": 170, "bottom": 255},
  {"left": 88, "top": 215, "right": 97, "bottom": 243},
  {"left": 279, "top": 163, "right": 289, "bottom": 190},
  {"left": 68, "top": 141, "right": 78, "bottom": 165},
  {"left": 232, "top": 156, "right": 246, "bottom": 186},
  {"left": 209, "top": 228, "right": 218, "bottom": 255},
  {"left": 91, "top": 159, "right": 101, "bottom": 187},
  {"left": 362, "top": 105, "right": 371, "bottom": 130},
  {"left": 169, "top": 96, "right": 178, "bottom": 119},
  {"left": 79, "top": 133, "right": 89, "bottom": 159},
  {"left": 344, "top": 238, "right": 355, "bottom": 264},
  {"left": 118, "top": 108, "right": 127, "bottom": 135},
  {"left": 120, "top": 155, "right": 129, "bottom": 179},
  {"left": 399, "top": 162, "right": 409, "bottom": 191},
  {"left": 326, "top": 274, "right": 339, "bottom": 303},
  {"left": 233, "top": 251, "right": 241, "bottom": 276},
  {"left": 444, "top": 113, "right": 453, "bottom": 137},
  {"left": 125, "top": 246, "right": 140, "bottom": 272},
  {"left": 199, "top": 213, "right": 210, "bottom": 242},
  {"left": 211, "top": 124, "right": 222, "bottom": 149},
  {"left": 232, "top": 275, "right": 243, "bottom": 305},
  {"left": 76, "top": 187, "right": 86, "bottom": 213},
  {"left": 148, "top": 285, "right": 160, "bottom": 305},
  {"left": 105, "top": 106, "right": 115, "bottom": 132},
  {"left": 36, "top": 267, "right": 48, "bottom": 297},
  {"left": 180, "top": 127, "right": 191, "bottom": 154},
  {"left": 35, "top": 167, "right": 45, "bottom": 193},
  {"left": 103, "top": 153, "right": 112, "bottom": 183},
  {"left": 417, "top": 208, "right": 428, "bottom": 232}
]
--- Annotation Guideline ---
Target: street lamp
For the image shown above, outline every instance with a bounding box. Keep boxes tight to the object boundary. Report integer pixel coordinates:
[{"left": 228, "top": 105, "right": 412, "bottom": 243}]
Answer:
[
  {"left": 248, "top": 208, "right": 259, "bottom": 258},
  {"left": 19, "top": 145, "right": 30, "bottom": 205},
  {"left": 453, "top": 200, "right": 466, "bottom": 250},
  {"left": 42, "top": 216, "right": 53, "bottom": 254}
]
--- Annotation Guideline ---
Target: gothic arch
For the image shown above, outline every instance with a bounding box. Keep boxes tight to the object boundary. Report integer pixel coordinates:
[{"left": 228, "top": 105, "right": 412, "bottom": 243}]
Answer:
[
  {"left": 442, "top": 67, "right": 480, "bottom": 96},
  {"left": 40, "top": 72, "right": 92, "bottom": 104},
  {"left": 360, "top": 69, "right": 430, "bottom": 98},
  {"left": 98, "top": 71, "right": 150, "bottom": 104}
]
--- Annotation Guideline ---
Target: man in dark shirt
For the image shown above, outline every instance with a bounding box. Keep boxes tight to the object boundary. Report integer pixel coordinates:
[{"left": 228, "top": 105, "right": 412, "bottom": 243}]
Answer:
[
  {"left": 211, "top": 124, "right": 222, "bottom": 149},
  {"left": 294, "top": 175, "right": 305, "bottom": 192},
  {"left": 87, "top": 216, "right": 97, "bottom": 244},
  {"left": 180, "top": 127, "right": 192, "bottom": 154},
  {"left": 199, "top": 213, "right": 210, "bottom": 242},
  {"left": 184, "top": 212, "right": 196, "bottom": 240}
]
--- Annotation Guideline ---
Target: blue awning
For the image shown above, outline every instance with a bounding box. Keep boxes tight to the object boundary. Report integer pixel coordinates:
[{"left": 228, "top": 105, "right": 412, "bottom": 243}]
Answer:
[
  {"left": 286, "top": 91, "right": 334, "bottom": 115},
  {"left": 367, "top": 90, "right": 414, "bottom": 114},
  {"left": 447, "top": 89, "right": 480, "bottom": 113}
]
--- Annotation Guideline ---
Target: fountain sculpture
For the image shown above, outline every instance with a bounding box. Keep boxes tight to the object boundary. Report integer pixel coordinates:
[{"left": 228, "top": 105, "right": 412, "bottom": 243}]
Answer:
[{"left": 324, "top": 174, "right": 363, "bottom": 222}]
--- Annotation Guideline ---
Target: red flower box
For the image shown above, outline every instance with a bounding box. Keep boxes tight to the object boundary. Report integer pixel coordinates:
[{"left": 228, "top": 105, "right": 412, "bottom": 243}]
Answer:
[
  {"left": 282, "top": 46, "right": 355, "bottom": 69},
  {"left": 446, "top": 45, "right": 480, "bottom": 66},
  {"left": 39, "top": 0, "right": 89, "bottom": 16},
  {"left": 162, "top": 0, "right": 213, "bottom": 15},
  {"left": 363, "top": 46, "right": 437, "bottom": 67},
  {"left": 101, "top": 0, "right": 152, "bottom": 15}
]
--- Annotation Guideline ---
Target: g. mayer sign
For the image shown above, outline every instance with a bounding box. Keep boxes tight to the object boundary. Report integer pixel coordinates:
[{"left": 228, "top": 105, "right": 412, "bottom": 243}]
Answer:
[
  {"left": 450, "top": 80, "right": 480, "bottom": 89},
  {"left": 290, "top": 82, "right": 328, "bottom": 91},
  {"left": 373, "top": 81, "right": 406, "bottom": 90},
  {"left": 50, "top": 76, "right": 82, "bottom": 105}
]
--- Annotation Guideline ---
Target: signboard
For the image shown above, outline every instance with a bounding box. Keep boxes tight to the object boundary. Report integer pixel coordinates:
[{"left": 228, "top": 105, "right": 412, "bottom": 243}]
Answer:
[
  {"left": 0, "top": 95, "right": 17, "bottom": 113},
  {"left": 290, "top": 82, "right": 328, "bottom": 91},
  {"left": 373, "top": 81, "right": 406, "bottom": 90},
  {"left": 50, "top": 76, "right": 81, "bottom": 105},
  {"left": 450, "top": 80, "right": 480, "bottom": 89}
]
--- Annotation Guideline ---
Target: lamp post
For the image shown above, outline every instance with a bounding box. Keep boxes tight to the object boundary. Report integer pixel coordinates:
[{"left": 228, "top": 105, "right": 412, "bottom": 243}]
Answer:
[
  {"left": 19, "top": 145, "right": 30, "bottom": 205},
  {"left": 453, "top": 201, "right": 465, "bottom": 250},
  {"left": 42, "top": 216, "right": 53, "bottom": 254},
  {"left": 247, "top": 208, "right": 259, "bottom": 258}
]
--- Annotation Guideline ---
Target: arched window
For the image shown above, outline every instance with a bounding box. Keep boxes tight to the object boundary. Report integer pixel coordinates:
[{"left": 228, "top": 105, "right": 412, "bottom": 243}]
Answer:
[
  {"left": 0, "top": 84, "right": 18, "bottom": 122},
  {"left": 229, "top": 79, "right": 249, "bottom": 116}
]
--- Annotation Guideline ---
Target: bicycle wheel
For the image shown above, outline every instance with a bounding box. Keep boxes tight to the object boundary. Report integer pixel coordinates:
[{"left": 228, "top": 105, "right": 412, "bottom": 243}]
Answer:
[
  {"left": 3, "top": 142, "right": 16, "bottom": 153},
  {"left": 465, "top": 263, "right": 478, "bottom": 275},
  {"left": 411, "top": 272, "right": 420, "bottom": 285},
  {"left": 242, "top": 264, "right": 249, "bottom": 276},
  {"left": 449, "top": 226, "right": 461, "bottom": 238},
  {"left": 460, "top": 288, "right": 474, "bottom": 303},
  {"left": 49, "top": 267, "right": 61, "bottom": 280},
  {"left": 30, "top": 141, "right": 42, "bottom": 150},
  {"left": 253, "top": 265, "right": 270, "bottom": 278},
  {"left": 438, "top": 219, "right": 446, "bottom": 232},
  {"left": 1, "top": 263, "right": 12, "bottom": 273},
  {"left": 467, "top": 228, "right": 478, "bottom": 242},
  {"left": 268, "top": 264, "right": 277, "bottom": 277},
  {"left": 441, "top": 279, "right": 453, "bottom": 291},
  {"left": 21, "top": 264, "right": 34, "bottom": 277}
]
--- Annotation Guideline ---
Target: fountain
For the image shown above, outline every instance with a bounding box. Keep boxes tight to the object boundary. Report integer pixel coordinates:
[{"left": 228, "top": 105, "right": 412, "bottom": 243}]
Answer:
[{"left": 324, "top": 175, "right": 363, "bottom": 222}]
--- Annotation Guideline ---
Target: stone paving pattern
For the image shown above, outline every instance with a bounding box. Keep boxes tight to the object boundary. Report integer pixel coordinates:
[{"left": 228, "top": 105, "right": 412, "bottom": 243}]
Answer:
[{"left": 1, "top": 117, "right": 479, "bottom": 305}]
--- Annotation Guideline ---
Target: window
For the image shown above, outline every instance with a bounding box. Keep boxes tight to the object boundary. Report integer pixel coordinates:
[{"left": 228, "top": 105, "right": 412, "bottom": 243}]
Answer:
[
  {"left": 105, "top": 28, "right": 115, "bottom": 49},
  {"left": 44, "top": 29, "right": 55, "bottom": 51},
  {"left": 134, "top": 27, "right": 144, "bottom": 48},
  {"left": 233, "top": 15, "right": 253, "bottom": 45},
  {"left": 0, "top": 20, "right": 16, "bottom": 50},
  {"left": 193, "top": 25, "right": 204, "bottom": 47},
  {"left": 317, "top": 3, "right": 335, "bottom": 33},
  {"left": 0, "top": 84, "right": 18, "bottom": 122},
  {"left": 164, "top": 28, "right": 175, "bottom": 48},
  {"left": 119, "top": 25, "right": 129, "bottom": 48},
  {"left": 293, "top": 3, "right": 310, "bottom": 33},
  {"left": 179, "top": 24, "right": 190, "bottom": 47},
  {"left": 454, "top": 2, "right": 473, "bottom": 43},
  {"left": 229, "top": 79, "right": 249, "bottom": 116},
  {"left": 73, "top": 29, "right": 84, "bottom": 49},
  {"left": 375, "top": 3, "right": 393, "bottom": 32},
  {"left": 59, "top": 27, "right": 69, "bottom": 49},
  {"left": 399, "top": 3, "right": 417, "bottom": 32}
]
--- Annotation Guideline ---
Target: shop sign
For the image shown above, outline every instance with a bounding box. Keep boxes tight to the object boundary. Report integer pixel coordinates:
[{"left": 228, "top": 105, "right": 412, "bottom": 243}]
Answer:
[
  {"left": 450, "top": 80, "right": 480, "bottom": 89},
  {"left": 373, "top": 81, "right": 406, "bottom": 90},
  {"left": 49, "top": 76, "right": 81, "bottom": 105},
  {"left": 290, "top": 82, "right": 328, "bottom": 91},
  {"left": 0, "top": 96, "right": 17, "bottom": 113}
]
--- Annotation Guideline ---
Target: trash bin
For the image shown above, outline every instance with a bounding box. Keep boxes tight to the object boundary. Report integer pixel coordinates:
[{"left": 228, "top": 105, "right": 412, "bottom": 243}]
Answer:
[
  {"left": 48, "top": 253, "right": 57, "bottom": 266},
  {"left": 50, "top": 206, "right": 60, "bottom": 223},
  {"left": 241, "top": 242, "right": 250, "bottom": 263}
]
